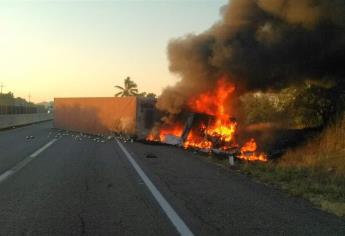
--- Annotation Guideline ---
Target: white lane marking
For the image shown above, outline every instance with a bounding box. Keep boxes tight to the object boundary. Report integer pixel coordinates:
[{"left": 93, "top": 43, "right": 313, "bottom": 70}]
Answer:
[
  {"left": 116, "top": 140, "right": 194, "bottom": 236},
  {"left": 0, "top": 139, "right": 57, "bottom": 184}
]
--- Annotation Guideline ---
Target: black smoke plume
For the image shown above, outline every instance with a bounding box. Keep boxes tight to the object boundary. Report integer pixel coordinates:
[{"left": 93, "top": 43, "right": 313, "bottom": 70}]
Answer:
[{"left": 157, "top": 0, "right": 345, "bottom": 116}]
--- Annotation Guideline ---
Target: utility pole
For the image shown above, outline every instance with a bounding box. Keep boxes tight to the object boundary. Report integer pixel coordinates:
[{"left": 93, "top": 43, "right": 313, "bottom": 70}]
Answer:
[
  {"left": 26, "top": 93, "right": 31, "bottom": 114},
  {"left": 0, "top": 82, "right": 4, "bottom": 94}
]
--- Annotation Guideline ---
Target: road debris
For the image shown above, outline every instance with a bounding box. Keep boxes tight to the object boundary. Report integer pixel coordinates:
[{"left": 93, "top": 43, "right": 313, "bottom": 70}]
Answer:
[{"left": 145, "top": 153, "right": 157, "bottom": 158}]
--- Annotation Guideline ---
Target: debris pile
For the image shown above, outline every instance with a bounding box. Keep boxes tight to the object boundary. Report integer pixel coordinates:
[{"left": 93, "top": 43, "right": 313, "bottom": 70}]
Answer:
[{"left": 50, "top": 129, "right": 134, "bottom": 144}]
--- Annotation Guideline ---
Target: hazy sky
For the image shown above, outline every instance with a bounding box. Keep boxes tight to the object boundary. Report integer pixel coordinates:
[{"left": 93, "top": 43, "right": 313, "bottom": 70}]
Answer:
[{"left": 0, "top": 0, "right": 227, "bottom": 102}]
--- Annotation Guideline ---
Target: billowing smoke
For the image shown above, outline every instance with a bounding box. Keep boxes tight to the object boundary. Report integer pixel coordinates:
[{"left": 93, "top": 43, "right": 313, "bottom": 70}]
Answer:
[{"left": 157, "top": 0, "right": 345, "bottom": 116}]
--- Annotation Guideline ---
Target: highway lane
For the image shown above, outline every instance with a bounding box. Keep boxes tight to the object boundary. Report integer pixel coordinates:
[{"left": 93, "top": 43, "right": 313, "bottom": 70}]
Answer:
[
  {"left": 0, "top": 122, "right": 344, "bottom": 235},
  {"left": 0, "top": 124, "right": 176, "bottom": 235},
  {"left": 0, "top": 121, "right": 54, "bottom": 174}
]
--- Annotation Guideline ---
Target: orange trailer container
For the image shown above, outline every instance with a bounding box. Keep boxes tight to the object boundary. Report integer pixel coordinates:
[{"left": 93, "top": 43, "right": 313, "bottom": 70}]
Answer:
[{"left": 54, "top": 97, "right": 156, "bottom": 138}]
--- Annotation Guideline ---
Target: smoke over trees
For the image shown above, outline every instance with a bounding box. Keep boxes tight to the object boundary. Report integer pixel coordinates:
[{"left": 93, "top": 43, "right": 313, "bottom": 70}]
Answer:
[{"left": 157, "top": 0, "right": 345, "bottom": 124}]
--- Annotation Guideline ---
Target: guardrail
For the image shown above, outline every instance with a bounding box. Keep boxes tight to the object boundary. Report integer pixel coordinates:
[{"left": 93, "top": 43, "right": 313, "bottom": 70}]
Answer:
[
  {"left": 0, "top": 113, "right": 53, "bottom": 129},
  {"left": 0, "top": 105, "right": 44, "bottom": 115},
  {"left": 0, "top": 105, "right": 45, "bottom": 115}
]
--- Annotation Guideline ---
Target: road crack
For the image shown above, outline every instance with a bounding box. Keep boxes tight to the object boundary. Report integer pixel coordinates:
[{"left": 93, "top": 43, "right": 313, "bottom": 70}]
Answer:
[{"left": 78, "top": 213, "right": 86, "bottom": 236}]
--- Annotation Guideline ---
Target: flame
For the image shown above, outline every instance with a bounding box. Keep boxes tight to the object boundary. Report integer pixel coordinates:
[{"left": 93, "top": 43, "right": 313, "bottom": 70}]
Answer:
[
  {"left": 147, "top": 77, "right": 268, "bottom": 162},
  {"left": 184, "top": 129, "right": 213, "bottom": 150},
  {"left": 188, "top": 78, "right": 234, "bottom": 120},
  {"left": 146, "top": 123, "right": 183, "bottom": 143},
  {"left": 239, "top": 138, "right": 268, "bottom": 162},
  {"left": 184, "top": 78, "right": 237, "bottom": 148},
  {"left": 241, "top": 138, "right": 257, "bottom": 152}
]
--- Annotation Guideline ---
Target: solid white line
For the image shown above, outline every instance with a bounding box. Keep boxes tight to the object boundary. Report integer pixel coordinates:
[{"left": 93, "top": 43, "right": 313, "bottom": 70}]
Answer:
[
  {"left": 116, "top": 139, "right": 194, "bottom": 236},
  {"left": 0, "top": 138, "right": 57, "bottom": 185}
]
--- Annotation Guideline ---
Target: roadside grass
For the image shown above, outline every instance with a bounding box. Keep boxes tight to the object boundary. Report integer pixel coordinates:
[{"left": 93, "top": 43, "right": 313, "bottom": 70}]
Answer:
[
  {"left": 240, "top": 161, "right": 345, "bottom": 217},
  {"left": 239, "top": 115, "right": 345, "bottom": 217}
]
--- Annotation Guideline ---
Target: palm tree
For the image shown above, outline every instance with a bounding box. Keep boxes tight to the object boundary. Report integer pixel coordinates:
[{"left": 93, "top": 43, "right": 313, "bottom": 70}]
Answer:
[{"left": 114, "top": 77, "right": 138, "bottom": 97}]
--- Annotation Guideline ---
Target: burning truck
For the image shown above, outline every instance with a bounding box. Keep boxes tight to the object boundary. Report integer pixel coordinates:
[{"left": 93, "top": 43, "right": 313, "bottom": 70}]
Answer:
[
  {"left": 146, "top": 78, "right": 268, "bottom": 162},
  {"left": 145, "top": 0, "right": 345, "bottom": 162}
]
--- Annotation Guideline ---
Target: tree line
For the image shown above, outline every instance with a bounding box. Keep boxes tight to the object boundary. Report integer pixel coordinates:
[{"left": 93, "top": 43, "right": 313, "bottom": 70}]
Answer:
[
  {"left": 240, "top": 81, "right": 345, "bottom": 128},
  {"left": 0, "top": 92, "right": 35, "bottom": 106},
  {"left": 0, "top": 92, "right": 47, "bottom": 113}
]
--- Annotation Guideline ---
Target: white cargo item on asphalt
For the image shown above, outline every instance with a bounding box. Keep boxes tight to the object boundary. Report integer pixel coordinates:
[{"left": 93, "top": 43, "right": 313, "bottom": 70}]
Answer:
[{"left": 163, "top": 135, "right": 182, "bottom": 146}]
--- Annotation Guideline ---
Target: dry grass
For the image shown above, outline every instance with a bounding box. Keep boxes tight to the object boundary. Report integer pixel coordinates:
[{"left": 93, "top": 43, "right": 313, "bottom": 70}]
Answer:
[
  {"left": 280, "top": 114, "right": 345, "bottom": 177},
  {"left": 240, "top": 114, "right": 345, "bottom": 217}
]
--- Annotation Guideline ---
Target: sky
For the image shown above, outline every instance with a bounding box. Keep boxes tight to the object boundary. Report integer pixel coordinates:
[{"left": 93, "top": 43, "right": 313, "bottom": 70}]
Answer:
[{"left": 0, "top": 0, "right": 228, "bottom": 103}]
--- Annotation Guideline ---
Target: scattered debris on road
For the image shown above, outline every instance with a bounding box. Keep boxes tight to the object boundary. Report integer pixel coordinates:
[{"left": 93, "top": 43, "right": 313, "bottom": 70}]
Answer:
[
  {"left": 145, "top": 153, "right": 157, "bottom": 158},
  {"left": 50, "top": 128, "right": 137, "bottom": 144}
]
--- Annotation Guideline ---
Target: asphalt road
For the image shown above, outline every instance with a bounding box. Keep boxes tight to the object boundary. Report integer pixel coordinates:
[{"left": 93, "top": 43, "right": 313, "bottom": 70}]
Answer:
[{"left": 0, "top": 121, "right": 344, "bottom": 235}]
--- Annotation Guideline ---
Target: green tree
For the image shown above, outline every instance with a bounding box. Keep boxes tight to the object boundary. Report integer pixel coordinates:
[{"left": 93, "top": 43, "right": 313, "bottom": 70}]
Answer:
[
  {"left": 288, "top": 84, "right": 333, "bottom": 127},
  {"left": 146, "top": 92, "right": 157, "bottom": 99},
  {"left": 0, "top": 92, "right": 15, "bottom": 105},
  {"left": 240, "top": 92, "right": 278, "bottom": 125},
  {"left": 137, "top": 92, "right": 157, "bottom": 99},
  {"left": 114, "top": 77, "right": 138, "bottom": 97},
  {"left": 138, "top": 92, "right": 147, "bottom": 97}
]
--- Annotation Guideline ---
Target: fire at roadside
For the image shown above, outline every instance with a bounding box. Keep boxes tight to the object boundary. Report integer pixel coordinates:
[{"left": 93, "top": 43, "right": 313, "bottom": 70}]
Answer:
[
  {"left": 144, "top": 0, "right": 345, "bottom": 163},
  {"left": 146, "top": 78, "right": 268, "bottom": 162}
]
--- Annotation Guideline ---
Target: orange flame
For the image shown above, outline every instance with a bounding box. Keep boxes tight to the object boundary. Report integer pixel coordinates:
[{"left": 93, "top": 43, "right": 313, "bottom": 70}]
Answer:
[
  {"left": 147, "top": 123, "right": 184, "bottom": 143},
  {"left": 239, "top": 138, "right": 268, "bottom": 162},
  {"left": 188, "top": 78, "right": 234, "bottom": 120},
  {"left": 184, "top": 129, "right": 213, "bottom": 150},
  {"left": 147, "top": 77, "right": 268, "bottom": 162},
  {"left": 184, "top": 78, "right": 237, "bottom": 148},
  {"left": 241, "top": 138, "right": 257, "bottom": 152}
]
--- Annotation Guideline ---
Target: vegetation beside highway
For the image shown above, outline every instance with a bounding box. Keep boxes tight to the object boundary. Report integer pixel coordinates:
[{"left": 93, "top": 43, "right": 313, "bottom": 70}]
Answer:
[
  {"left": 240, "top": 115, "right": 345, "bottom": 217},
  {"left": 0, "top": 91, "right": 51, "bottom": 113}
]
